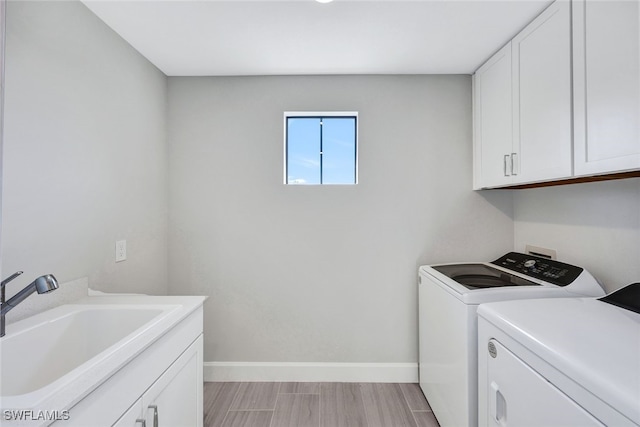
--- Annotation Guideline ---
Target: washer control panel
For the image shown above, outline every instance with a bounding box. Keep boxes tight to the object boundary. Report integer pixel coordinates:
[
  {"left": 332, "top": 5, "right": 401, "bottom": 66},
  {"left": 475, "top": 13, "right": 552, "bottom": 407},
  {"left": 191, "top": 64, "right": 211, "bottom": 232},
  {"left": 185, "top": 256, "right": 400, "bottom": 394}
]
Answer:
[{"left": 491, "top": 252, "right": 584, "bottom": 287}]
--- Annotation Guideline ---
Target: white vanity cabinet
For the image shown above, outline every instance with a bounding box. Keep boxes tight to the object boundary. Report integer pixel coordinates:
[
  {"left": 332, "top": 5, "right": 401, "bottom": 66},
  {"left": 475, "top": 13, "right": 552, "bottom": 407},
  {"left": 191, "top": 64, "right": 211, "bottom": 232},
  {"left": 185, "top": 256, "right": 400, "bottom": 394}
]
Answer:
[
  {"left": 58, "top": 305, "right": 204, "bottom": 427},
  {"left": 113, "top": 336, "right": 202, "bottom": 427},
  {"left": 112, "top": 399, "right": 144, "bottom": 427},
  {"left": 473, "top": 1, "right": 572, "bottom": 189},
  {"left": 140, "top": 336, "right": 202, "bottom": 427},
  {"left": 573, "top": 0, "right": 640, "bottom": 176}
]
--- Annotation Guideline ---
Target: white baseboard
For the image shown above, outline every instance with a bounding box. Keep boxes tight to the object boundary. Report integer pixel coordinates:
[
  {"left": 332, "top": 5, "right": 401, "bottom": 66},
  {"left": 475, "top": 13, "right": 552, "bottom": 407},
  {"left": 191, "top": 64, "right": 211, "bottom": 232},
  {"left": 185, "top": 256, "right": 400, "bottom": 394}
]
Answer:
[{"left": 203, "top": 362, "right": 418, "bottom": 383}]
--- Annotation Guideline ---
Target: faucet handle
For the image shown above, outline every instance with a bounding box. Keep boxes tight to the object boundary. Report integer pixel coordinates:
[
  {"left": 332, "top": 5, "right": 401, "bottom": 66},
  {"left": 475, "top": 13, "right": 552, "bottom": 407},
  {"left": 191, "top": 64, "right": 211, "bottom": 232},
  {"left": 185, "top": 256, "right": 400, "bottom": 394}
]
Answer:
[{"left": 1, "top": 271, "right": 24, "bottom": 288}]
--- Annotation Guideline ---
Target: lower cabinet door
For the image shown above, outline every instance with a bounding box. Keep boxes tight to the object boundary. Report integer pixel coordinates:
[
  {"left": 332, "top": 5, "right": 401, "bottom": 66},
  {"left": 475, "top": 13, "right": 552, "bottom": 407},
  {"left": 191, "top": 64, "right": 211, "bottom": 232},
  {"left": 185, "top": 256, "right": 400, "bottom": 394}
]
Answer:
[
  {"left": 482, "top": 339, "right": 603, "bottom": 427},
  {"left": 141, "top": 336, "right": 203, "bottom": 427},
  {"left": 112, "top": 399, "right": 143, "bottom": 427}
]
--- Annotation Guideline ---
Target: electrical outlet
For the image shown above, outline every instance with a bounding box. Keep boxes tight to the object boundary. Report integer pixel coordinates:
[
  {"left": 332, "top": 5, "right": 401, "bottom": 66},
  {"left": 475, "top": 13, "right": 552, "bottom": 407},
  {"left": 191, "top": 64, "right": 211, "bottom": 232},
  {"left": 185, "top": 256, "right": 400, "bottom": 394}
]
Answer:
[{"left": 115, "top": 240, "right": 127, "bottom": 262}]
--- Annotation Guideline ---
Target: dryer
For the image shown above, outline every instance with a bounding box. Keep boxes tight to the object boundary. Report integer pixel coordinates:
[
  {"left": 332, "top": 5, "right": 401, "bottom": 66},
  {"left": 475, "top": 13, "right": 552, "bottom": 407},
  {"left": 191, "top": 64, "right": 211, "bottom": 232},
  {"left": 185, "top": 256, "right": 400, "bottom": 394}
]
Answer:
[
  {"left": 418, "top": 252, "right": 605, "bottom": 427},
  {"left": 477, "top": 284, "right": 640, "bottom": 426}
]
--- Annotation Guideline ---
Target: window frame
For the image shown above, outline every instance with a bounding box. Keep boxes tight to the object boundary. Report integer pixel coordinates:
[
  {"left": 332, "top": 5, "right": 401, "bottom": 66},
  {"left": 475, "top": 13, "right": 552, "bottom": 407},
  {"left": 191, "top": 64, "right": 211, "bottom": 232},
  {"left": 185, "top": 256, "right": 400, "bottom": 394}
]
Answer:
[{"left": 283, "top": 111, "right": 359, "bottom": 185}]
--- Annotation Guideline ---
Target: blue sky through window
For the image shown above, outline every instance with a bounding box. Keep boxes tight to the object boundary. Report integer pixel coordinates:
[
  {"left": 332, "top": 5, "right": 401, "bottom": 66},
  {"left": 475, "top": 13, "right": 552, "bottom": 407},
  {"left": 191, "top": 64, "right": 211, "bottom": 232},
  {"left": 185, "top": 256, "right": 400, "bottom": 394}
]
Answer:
[{"left": 286, "top": 115, "right": 357, "bottom": 185}]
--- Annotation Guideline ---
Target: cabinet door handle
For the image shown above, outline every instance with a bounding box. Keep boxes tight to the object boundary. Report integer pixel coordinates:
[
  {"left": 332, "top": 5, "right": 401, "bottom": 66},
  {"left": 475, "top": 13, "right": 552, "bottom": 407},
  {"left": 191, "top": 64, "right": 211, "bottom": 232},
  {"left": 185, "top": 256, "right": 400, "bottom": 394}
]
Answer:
[
  {"left": 503, "top": 155, "right": 511, "bottom": 176},
  {"left": 135, "top": 420, "right": 146, "bottom": 427},
  {"left": 511, "top": 153, "right": 518, "bottom": 176},
  {"left": 148, "top": 405, "right": 158, "bottom": 427}
]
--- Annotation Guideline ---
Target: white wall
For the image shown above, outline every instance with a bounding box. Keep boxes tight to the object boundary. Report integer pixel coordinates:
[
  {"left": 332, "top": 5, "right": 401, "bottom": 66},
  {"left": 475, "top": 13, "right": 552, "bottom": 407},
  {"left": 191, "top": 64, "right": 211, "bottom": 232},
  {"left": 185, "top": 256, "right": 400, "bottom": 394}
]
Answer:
[
  {"left": 1, "top": 1, "right": 169, "bottom": 296},
  {"left": 167, "top": 75, "right": 514, "bottom": 365},
  {"left": 514, "top": 178, "right": 640, "bottom": 293}
]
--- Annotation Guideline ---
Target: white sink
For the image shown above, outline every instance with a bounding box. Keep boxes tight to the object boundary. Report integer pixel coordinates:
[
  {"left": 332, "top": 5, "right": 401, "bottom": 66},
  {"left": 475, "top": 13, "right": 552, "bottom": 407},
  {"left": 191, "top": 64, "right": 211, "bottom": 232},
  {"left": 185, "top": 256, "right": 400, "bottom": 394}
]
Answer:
[{"left": 0, "top": 302, "right": 180, "bottom": 407}]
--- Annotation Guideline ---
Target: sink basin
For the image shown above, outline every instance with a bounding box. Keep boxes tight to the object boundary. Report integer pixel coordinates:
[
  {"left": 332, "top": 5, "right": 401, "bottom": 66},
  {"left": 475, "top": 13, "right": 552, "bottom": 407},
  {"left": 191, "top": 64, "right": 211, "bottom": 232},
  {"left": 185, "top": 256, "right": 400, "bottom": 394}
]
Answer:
[{"left": 0, "top": 304, "right": 177, "bottom": 400}]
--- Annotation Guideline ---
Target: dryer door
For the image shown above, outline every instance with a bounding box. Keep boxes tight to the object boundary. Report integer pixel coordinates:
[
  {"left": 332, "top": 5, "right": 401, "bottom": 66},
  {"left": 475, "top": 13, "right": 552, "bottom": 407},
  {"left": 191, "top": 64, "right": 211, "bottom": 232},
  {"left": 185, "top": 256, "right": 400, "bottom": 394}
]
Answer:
[{"left": 481, "top": 339, "right": 603, "bottom": 427}]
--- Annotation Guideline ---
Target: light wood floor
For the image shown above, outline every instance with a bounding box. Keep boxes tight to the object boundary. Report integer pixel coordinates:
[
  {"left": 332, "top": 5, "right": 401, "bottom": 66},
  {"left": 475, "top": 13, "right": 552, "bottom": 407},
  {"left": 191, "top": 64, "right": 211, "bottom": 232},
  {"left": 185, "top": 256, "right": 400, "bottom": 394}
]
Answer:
[{"left": 204, "top": 382, "right": 440, "bottom": 427}]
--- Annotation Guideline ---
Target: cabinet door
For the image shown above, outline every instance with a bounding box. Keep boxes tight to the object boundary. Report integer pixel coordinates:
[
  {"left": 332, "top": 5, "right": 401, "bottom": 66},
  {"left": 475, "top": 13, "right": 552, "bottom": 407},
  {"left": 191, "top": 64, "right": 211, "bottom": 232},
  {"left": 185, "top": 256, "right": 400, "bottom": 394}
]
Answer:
[
  {"left": 512, "top": 0, "right": 572, "bottom": 184},
  {"left": 481, "top": 339, "right": 604, "bottom": 427},
  {"left": 573, "top": 0, "right": 640, "bottom": 176},
  {"left": 112, "top": 399, "right": 144, "bottom": 427},
  {"left": 473, "top": 42, "right": 513, "bottom": 189},
  {"left": 142, "top": 336, "right": 203, "bottom": 427}
]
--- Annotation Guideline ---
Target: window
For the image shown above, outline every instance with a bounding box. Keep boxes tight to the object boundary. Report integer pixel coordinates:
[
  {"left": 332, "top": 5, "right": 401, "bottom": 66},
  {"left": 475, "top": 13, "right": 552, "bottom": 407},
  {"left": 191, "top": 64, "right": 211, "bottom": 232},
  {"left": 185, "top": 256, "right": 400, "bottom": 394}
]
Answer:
[{"left": 284, "top": 112, "right": 358, "bottom": 185}]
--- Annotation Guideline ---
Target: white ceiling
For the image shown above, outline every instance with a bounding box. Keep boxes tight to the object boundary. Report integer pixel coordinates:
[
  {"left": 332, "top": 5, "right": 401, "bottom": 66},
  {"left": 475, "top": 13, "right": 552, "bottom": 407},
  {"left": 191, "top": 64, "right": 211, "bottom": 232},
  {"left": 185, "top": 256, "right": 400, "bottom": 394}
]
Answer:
[{"left": 82, "top": 0, "right": 553, "bottom": 76}]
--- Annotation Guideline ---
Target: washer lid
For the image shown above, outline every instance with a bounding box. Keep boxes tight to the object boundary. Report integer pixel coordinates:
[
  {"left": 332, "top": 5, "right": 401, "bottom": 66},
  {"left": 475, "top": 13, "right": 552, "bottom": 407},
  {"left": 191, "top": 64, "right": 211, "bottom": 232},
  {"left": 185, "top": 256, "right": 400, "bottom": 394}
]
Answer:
[
  {"left": 478, "top": 296, "right": 640, "bottom": 425},
  {"left": 432, "top": 264, "right": 540, "bottom": 289}
]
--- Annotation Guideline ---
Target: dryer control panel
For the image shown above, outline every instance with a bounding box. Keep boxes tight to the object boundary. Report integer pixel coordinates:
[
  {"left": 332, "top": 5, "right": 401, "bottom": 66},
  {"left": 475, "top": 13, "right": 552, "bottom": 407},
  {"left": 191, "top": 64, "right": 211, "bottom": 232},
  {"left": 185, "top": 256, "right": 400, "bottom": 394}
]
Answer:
[{"left": 491, "top": 252, "right": 584, "bottom": 287}]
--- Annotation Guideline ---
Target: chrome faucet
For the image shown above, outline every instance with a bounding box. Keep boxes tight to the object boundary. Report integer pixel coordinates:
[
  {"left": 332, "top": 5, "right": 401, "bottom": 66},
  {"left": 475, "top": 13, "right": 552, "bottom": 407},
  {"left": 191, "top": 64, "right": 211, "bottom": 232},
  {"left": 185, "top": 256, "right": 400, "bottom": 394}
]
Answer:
[{"left": 1, "top": 272, "right": 59, "bottom": 337}]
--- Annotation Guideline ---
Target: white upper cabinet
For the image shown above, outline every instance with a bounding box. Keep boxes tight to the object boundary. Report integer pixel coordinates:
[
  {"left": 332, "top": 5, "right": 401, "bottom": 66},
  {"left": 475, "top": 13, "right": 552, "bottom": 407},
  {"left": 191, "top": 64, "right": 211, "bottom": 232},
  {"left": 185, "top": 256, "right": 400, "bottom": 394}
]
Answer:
[
  {"left": 473, "top": 0, "right": 639, "bottom": 189},
  {"left": 473, "top": 42, "right": 513, "bottom": 189},
  {"left": 573, "top": 0, "right": 640, "bottom": 176},
  {"left": 512, "top": 0, "right": 572, "bottom": 184},
  {"left": 473, "top": 1, "right": 572, "bottom": 189}
]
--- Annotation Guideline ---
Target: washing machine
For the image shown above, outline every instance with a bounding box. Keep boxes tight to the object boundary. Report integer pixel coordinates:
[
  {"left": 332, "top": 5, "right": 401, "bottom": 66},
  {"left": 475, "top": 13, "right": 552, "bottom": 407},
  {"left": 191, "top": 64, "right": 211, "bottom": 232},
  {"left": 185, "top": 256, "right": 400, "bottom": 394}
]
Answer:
[
  {"left": 477, "top": 283, "right": 640, "bottom": 426},
  {"left": 418, "top": 252, "right": 605, "bottom": 427}
]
